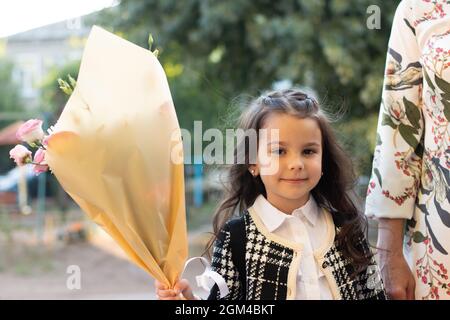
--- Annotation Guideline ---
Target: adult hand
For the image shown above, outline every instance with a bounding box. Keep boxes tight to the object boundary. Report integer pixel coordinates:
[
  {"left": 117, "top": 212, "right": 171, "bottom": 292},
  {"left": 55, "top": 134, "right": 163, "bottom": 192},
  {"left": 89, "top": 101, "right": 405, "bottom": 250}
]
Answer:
[{"left": 377, "top": 218, "right": 415, "bottom": 300}]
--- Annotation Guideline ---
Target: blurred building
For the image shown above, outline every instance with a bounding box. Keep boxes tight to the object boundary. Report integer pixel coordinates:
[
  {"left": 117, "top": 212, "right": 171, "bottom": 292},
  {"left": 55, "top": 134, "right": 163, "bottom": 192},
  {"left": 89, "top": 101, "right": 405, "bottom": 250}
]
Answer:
[{"left": 2, "top": 16, "right": 92, "bottom": 109}]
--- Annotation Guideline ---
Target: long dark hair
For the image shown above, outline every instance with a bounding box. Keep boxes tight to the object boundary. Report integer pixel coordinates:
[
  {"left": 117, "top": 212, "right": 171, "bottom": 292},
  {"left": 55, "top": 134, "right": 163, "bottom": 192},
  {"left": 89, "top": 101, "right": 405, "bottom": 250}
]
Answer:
[{"left": 205, "top": 88, "right": 372, "bottom": 273}]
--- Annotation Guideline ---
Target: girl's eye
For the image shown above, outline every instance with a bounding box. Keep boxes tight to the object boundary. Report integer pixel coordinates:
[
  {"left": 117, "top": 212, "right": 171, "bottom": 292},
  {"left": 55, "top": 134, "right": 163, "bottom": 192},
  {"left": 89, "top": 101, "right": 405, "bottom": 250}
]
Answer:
[
  {"left": 303, "top": 149, "right": 316, "bottom": 155},
  {"left": 272, "top": 148, "right": 286, "bottom": 155}
]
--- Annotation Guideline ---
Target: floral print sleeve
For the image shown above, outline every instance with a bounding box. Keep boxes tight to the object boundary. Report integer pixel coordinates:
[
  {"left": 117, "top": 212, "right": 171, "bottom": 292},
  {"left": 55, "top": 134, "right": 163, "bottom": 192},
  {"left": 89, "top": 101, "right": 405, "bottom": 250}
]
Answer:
[
  {"left": 366, "top": 0, "right": 424, "bottom": 220},
  {"left": 366, "top": 0, "right": 450, "bottom": 300}
]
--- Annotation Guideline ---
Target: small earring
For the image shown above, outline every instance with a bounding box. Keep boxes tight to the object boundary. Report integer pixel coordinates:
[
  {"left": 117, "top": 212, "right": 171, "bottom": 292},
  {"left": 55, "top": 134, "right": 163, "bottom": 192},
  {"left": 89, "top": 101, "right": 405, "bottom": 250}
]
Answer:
[
  {"left": 321, "top": 172, "right": 324, "bottom": 176},
  {"left": 251, "top": 169, "right": 255, "bottom": 176}
]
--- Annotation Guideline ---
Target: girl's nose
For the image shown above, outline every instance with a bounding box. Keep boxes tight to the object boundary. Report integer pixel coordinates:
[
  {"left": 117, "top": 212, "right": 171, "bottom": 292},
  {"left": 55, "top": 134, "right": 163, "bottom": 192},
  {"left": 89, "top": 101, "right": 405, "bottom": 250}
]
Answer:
[{"left": 288, "top": 155, "right": 304, "bottom": 170}]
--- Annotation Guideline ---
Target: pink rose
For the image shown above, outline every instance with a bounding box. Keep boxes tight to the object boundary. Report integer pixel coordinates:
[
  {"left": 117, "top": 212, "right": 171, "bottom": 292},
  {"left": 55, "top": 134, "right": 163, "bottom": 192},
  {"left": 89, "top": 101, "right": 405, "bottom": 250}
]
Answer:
[
  {"left": 16, "top": 119, "right": 45, "bottom": 144},
  {"left": 9, "top": 145, "right": 32, "bottom": 166},
  {"left": 33, "top": 148, "right": 46, "bottom": 164},
  {"left": 32, "top": 148, "right": 49, "bottom": 175},
  {"left": 43, "top": 135, "right": 50, "bottom": 146},
  {"left": 33, "top": 164, "right": 49, "bottom": 175}
]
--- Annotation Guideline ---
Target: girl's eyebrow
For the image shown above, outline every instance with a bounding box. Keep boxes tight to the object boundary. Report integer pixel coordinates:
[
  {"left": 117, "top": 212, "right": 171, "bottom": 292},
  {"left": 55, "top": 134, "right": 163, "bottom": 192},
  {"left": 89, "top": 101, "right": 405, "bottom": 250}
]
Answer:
[
  {"left": 267, "top": 141, "right": 286, "bottom": 146},
  {"left": 303, "top": 142, "right": 321, "bottom": 147},
  {"left": 267, "top": 141, "right": 321, "bottom": 147}
]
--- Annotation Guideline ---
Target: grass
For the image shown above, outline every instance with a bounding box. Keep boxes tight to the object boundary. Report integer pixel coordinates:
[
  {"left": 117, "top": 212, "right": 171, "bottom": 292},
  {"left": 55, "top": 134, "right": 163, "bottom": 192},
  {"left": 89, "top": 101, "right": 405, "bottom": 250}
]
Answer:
[{"left": 2, "top": 244, "right": 56, "bottom": 276}]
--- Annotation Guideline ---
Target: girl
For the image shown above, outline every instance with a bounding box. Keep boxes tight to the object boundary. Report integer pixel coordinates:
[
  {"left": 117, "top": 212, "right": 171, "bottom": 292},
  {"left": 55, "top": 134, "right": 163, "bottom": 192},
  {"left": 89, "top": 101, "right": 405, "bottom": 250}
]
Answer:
[{"left": 156, "top": 88, "right": 386, "bottom": 300}]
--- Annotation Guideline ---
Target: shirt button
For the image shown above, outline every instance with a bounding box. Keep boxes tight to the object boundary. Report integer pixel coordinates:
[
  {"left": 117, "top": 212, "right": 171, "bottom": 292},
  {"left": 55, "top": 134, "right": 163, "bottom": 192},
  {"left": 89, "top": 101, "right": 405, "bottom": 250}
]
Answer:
[
  {"left": 287, "top": 288, "right": 292, "bottom": 296},
  {"left": 322, "top": 261, "right": 329, "bottom": 269}
]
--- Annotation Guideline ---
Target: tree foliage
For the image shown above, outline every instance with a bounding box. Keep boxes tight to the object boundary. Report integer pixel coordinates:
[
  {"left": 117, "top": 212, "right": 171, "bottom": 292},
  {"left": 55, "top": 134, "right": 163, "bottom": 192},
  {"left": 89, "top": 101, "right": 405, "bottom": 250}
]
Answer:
[
  {"left": 0, "top": 58, "right": 25, "bottom": 172},
  {"left": 101, "top": 0, "right": 399, "bottom": 117},
  {"left": 96, "top": 0, "right": 402, "bottom": 175},
  {"left": 0, "top": 59, "right": 23, "bottom": 114}
]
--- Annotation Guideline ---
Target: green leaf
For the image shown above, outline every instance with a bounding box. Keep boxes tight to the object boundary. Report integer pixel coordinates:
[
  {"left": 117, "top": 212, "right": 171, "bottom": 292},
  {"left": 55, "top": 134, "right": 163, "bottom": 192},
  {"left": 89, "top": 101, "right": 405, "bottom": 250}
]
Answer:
[
  {"left": 381, "top": 112, "right": 397, "bottom": 129},
  {"left": 148, "top": 33, "right": 154, "bottom": 50},
  {"left": 403, "top": 96, "right": 421, "bottom": 128},
  {"left": 57, "top": 78, "right": 73, "bottom": 96},
  {"left": 375, "top": 133, "right": 382, "bottom": 146},
  {"left": 399, "top": 123, "right": 418, "bottom": 148},
  {"left": 27, "top": 142, "right": 37, "bottom": 148},
  {"left": 68, "top": 74, "right": 77, "bottom": 89},
  {"left": 415, "top": 142, "right": 424, "bottom": 158},
  {"left": 374, "top": 168, "right": 382, "bottom": 188},
  {"left": 423, "top": 69, "right": 435, "bottom": 91},
  {"left": 435, "top": 74, "right": 450, "bottom": 93},
  {"left": 412, "top": 231, "right": 427, "bottom": 243},
  {"left": 443, "top": 99, "right": 450, "bottom": 121},
  {"left": 406, "top": 218, "right": 417, "bottom": 229}
]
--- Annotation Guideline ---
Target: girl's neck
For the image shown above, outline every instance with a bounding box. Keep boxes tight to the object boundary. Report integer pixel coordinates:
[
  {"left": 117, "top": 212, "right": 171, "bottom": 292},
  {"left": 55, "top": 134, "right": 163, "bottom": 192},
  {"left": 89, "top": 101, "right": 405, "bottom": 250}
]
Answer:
[{"left": 266, "top": 193, "right": 310, "bottom": 215}]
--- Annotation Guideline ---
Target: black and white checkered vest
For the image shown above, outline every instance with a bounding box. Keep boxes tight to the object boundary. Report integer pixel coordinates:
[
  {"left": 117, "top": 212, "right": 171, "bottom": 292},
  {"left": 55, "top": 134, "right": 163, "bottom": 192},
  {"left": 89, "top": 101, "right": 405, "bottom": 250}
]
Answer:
[{"left": 207, "top": 209, "right": 386, "bottom": 300}]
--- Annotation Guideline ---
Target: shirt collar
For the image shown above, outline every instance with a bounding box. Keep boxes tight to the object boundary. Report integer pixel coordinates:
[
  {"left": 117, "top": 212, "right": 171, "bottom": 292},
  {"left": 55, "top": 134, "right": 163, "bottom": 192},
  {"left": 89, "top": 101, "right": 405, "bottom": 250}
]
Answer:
[
  {"left": 251, "top": 195, "right": 319, "bottom": 232},
  {"left": 293, "top": 196, "right": 319, "bottom": 227}
]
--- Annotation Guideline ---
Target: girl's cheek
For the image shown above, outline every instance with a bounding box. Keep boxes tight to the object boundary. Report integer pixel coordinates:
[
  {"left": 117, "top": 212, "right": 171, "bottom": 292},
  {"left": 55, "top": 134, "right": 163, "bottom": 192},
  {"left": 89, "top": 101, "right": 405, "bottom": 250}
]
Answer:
[{"left": 259, "top": 157, "right": 281, "bottom": 176}]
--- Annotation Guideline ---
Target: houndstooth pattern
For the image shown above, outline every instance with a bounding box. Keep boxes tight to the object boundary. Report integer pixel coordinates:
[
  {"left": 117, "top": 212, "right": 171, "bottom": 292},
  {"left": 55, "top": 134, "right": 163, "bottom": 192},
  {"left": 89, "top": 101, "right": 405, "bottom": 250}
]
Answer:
[
  {"left": 208, "top": 212, "right": 386, "bottom": 300},
  {"left": 325, "top": 229, "right": 386, "bottom": 300},
  {"left": 209, "top": 224, "right": 243, "bottom": 300}
]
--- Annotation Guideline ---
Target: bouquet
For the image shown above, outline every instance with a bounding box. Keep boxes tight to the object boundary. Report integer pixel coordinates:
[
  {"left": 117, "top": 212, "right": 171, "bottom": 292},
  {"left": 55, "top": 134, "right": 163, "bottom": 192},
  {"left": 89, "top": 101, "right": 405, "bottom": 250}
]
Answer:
[{"left": 9, "top": 26, "right": 188, "bottom": 289}]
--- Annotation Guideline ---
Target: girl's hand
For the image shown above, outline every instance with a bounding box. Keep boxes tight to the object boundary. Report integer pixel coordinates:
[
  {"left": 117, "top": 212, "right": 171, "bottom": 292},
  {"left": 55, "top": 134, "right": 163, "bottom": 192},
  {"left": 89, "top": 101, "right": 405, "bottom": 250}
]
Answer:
[{"left": 155, "top": 279, "right": 198, "bottom": 300}]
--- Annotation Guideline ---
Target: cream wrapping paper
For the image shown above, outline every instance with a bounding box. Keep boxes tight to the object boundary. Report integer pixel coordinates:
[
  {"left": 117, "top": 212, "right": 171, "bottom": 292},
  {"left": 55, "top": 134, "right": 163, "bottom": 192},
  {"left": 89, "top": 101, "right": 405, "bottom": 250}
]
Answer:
[{"left": 45, "top": 26, "right": 187, "bottom": 288}]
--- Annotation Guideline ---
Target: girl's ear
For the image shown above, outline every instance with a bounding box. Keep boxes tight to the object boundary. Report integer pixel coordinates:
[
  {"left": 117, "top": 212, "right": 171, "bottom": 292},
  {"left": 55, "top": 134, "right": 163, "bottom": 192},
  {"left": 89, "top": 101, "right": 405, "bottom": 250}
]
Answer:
[{"left": 248, "top": 165, "right": 259, "bottom": 177}]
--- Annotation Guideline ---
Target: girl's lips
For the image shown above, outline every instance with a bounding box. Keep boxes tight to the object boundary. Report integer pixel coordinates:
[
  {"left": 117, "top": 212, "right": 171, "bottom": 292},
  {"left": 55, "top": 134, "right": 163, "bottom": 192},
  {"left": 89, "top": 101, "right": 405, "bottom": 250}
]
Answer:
[{"left": 281, "top": 178, "right": 308, "bottom": 183}]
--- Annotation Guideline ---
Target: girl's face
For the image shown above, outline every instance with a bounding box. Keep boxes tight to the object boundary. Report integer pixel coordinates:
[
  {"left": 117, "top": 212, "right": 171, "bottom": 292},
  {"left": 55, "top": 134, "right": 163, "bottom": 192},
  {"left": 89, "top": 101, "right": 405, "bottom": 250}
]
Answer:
[{"left": 250, "top": 113, "right": 323, "bottom": 214}]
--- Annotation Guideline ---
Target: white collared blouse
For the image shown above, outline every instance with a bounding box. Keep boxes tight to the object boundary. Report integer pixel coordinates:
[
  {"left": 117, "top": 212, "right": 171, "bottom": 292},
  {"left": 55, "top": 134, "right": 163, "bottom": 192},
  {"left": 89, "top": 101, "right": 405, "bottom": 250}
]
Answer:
[{"left": 250, "top": 195, "right": 334, "bottom": 300}]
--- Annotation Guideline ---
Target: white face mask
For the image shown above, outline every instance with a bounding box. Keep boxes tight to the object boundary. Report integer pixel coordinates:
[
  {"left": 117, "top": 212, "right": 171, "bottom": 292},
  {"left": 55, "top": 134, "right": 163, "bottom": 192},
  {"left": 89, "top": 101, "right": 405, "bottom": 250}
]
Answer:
[{"left": 181, "top": 257, "right": 229, "bottom": 300}]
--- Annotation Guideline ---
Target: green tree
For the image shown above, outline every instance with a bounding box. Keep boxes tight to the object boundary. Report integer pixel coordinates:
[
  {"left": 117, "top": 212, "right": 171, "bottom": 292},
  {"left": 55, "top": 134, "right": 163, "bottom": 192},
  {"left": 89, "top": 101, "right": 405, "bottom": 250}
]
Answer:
[
  {"left": 0, "top": 59, "right": 23, "bottom": 113},
  {"left": 0, "top": 58, "right": 25, "bottom": 173},
  {"left": 38, "top": 61, "right": 81, "bottom": 208},
  {"left": 100, "top": 0, "right": 398, "bottom": 117},
  {"left": 96, "top": 1, "right": 401, "bottom": 176},
  {"left": 39, "top": 60, "right": 80, "bottom": 117}
]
